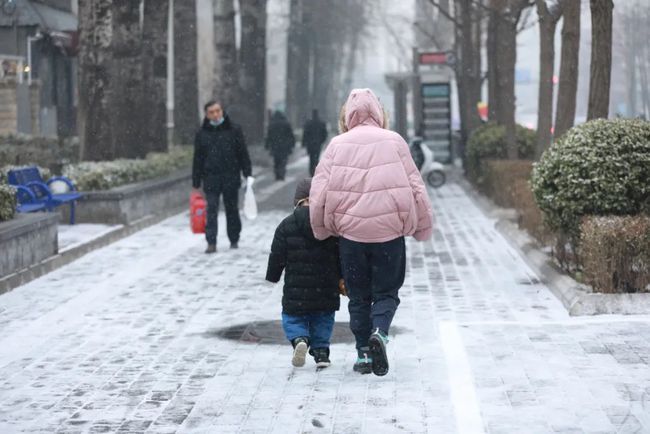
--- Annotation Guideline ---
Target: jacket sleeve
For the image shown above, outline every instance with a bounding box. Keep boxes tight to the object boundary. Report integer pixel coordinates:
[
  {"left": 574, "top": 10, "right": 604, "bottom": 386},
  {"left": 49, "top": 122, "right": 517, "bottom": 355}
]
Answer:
[
  {"left": 235, "top": 126, "right": 253, "bottom": 178},
  {"left": 192, "top": 131, "right": 204, "bottom": 189},
  {"left": 309, "top": 142, "right": 336, "bottom": 240},
  {"left": 397, "top": 138, "right": 434, "bottom": 241},
  {"left": 265, "top": 222, "right": 287, "bottom": 283}
]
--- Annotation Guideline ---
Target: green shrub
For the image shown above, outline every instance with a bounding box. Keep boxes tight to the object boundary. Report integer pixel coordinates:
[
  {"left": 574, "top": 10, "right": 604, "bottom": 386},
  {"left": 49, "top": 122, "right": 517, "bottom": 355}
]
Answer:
[
  {"left": 64, "top": 146, "right": 193, "bottom": 191},
  {"left": 531, "top": 119, "right": 650, "bottom": 239},
  {"left": 581, "top": 216, "right": 650, "bottom": 293},
  {"left": 0, "top": 183, "right": 16, "bottom": 222},
  {"left": 465, "top": 122, "right": 535, "bottom": 184}
]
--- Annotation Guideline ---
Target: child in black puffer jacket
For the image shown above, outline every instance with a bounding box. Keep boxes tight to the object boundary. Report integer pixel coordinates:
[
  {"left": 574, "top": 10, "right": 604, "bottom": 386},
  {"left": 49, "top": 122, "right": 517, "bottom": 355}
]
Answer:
[{"left": 265, "top": 178, "right": 344, "bottom": 369}]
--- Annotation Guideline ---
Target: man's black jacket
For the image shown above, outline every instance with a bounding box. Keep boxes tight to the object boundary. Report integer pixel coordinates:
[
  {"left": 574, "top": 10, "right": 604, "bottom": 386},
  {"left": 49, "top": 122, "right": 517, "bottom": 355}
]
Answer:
[{"left": 192, "top": 116, "right": 252, "bottom": 191}]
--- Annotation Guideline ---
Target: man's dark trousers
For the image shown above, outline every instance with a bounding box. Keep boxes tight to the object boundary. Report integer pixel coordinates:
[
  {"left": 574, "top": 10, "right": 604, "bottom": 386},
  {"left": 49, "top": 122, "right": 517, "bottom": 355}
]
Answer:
[
  {"left": 205, "top": 183, "right": 241, "bottom": 246},
  {"left": 339, "top": 237, "right": 406, "bottom": 350}
]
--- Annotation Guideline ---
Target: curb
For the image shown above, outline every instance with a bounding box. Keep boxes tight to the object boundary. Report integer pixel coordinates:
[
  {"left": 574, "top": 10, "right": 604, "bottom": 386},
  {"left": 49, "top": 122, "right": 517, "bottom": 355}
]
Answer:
[
  {"left": 455, "top": 174, "right": 650, "bottom": 316},
  {"left": 0, "top": 205, "right": 186, "bottom": 296}
]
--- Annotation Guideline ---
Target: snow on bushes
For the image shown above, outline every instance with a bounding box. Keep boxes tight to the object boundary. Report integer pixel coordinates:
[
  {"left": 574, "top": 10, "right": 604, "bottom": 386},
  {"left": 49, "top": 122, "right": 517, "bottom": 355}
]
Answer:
[
  {"left": 465, "top": 122, "right": 535, "bottom": 185},
  {"left": 581, "top": 216, "right": 650, "bottom": 293},
  {"left": 531, "top": 119, "right": 650, "bottom": 239},
  {"left": 63, "top": 146, "right": 193, "bottom": 191},
  {"left": 0, "top": 182, "right": 16, "bottom": 222}
]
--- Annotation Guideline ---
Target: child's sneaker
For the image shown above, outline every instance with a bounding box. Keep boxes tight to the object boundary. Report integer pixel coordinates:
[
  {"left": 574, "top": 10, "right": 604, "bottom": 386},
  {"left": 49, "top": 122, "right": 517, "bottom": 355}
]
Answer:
[
  {"left": 291, "top": 337, "right": 309, "bottom": 367},
  {"left": 353, "top": 347, "right": 372, "bottom": 375},
  {"left": 368, "top": 328, "right": 389, "bottom": 376},
  {"left": 311, "top": 348, "right": 331, "bottom": 369}
]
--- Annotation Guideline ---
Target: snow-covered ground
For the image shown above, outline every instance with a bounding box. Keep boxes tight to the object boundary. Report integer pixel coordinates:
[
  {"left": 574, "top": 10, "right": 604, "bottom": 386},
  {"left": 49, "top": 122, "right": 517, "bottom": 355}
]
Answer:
[
  {"left": 0, "top": 180, "right": 649, "bottom": 433},
  {"left": 58, "top": 224, "right": 123, "bottom": 253}
]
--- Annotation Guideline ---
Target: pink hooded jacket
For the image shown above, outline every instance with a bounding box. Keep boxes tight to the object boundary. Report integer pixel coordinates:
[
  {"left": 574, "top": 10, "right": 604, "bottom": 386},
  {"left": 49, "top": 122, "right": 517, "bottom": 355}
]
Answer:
[{"left": 309, "top": 88, "right": 434, "bottom": 243}]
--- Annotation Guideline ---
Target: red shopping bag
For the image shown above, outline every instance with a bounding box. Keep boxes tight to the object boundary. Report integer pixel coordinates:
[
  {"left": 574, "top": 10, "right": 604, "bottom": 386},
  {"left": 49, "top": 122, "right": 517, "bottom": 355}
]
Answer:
[{"left": 190, "top": 191, "right": 207, "bottom": 234}]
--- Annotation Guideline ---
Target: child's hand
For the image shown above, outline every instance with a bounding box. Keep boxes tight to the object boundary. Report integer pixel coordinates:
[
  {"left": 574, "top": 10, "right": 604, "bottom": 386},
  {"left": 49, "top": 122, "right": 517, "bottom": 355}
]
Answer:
[{"left": 338, "top": 279, "right": 348, "bottom": 297}]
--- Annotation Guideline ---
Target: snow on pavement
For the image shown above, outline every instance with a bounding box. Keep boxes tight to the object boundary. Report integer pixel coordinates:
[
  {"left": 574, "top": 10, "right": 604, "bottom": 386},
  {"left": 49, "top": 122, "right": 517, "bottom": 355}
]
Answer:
[{"left": 0, "top": 181, "right": 649, "bottom": 433}]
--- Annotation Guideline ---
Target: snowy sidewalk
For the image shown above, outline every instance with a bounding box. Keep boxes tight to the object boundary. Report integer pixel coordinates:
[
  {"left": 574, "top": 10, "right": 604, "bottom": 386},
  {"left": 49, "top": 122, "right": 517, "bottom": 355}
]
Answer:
[{"left": 0, "top": 181, "right": 649, "bottom": 433}]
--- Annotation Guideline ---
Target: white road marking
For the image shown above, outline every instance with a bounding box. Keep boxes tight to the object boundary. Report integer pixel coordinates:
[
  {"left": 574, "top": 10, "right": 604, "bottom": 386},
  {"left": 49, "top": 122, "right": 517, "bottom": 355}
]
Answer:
[{"left": 439, "top": 320, "right": 485, "bottom": 434}]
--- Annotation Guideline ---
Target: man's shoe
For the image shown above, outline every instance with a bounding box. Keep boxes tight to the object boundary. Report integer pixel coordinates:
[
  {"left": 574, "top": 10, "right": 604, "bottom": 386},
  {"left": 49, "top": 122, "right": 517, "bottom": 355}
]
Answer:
[
  {"left": 353, "top": 347, "right": 372, "bottom": 375},
  {"left": 311, "top": 348, "right": 331, "bottom": 369},
  {"left": 230, "top": 242, "right": 239, "bottom": 249},
  {"left": 291, "top": 337, "right": 309, "bottom": 367},
  {"left": 368, "top": 329, "right": 389, "bottom": 376},
  {"left": 205, "top": 244, "right": 216, "bottom": 254}
]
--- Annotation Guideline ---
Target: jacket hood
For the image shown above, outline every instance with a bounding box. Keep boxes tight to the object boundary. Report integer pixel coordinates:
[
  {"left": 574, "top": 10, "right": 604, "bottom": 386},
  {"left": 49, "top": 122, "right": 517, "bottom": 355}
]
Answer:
[
  {"left": 202, "top": 114, "right": 232, "bottom": 131},
  {"left": 293, "top": 206, "right": 316, "bottom": 240},
  {"left": 344, "top": 88, "right": 384, "bottom": 130}
]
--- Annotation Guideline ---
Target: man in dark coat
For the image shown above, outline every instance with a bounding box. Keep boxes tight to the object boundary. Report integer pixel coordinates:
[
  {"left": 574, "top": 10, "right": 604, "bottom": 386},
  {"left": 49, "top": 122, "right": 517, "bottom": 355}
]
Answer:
[
  {"left": 266, "top": 178, "right": 341, "bottom": 368},
  {"left": 192, "top": 100, "right": 252, "bottom": 254},
  {"left": 302, "top": 109, "right": 328, "bottom": 176},
  {"left": 265, "top": 111, "right": 295, "bottom": 181}
]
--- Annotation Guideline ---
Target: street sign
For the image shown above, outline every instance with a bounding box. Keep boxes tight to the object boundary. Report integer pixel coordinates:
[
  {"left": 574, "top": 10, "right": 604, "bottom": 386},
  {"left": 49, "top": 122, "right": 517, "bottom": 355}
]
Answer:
[{"left": 419, "top": 51, "right": 448, "bottom": 65}]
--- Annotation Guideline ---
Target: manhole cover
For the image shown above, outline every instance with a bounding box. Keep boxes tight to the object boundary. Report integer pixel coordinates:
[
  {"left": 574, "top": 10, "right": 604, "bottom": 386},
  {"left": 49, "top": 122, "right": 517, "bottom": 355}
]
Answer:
[{"left": 207, "top": 320, "right": 405, "bottom": 345}]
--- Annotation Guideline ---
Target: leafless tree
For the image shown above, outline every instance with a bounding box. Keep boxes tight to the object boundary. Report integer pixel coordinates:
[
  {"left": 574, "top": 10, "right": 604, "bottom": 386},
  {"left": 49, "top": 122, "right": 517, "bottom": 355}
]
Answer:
[
  {"left": 174, "top": 0, "right": 200, "bottom": 145},
  {"left": 534, "top": 0, "right": 562, "bottom": 157},
  {"left": 491, "top": 0, "right": 535, "bottom": 159},
  {"left": 78, "top": 0, "right": 115, "bottom": 161},
  {"left": 239, "top": 0, "right": 267, "bottom": 146},
  {"left": 554, "top": 0, "right": 580, "bottom": 139},
  {"left": 587, "top": 0, "right": 614, "bottom": 120},
  {"left": 142, "top": 0, "right": 169, "bottom": 153},
  {"left": 213, "top": 0, "right": 239, "bottom": 109}
]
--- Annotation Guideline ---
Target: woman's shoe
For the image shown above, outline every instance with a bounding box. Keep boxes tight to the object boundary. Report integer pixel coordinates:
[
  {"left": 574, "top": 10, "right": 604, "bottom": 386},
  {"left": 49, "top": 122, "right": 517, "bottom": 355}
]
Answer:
[
  {"left": 353, "top": 347, "right": 372, "bottom": 375},
  {"left": 368, "top": 329, "right": 389, "bottom": 376}
]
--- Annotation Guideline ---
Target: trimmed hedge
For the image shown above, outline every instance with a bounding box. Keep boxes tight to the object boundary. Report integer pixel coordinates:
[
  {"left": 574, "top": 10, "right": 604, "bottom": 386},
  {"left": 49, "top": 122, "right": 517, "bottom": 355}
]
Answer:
[
  {"left": 531, "top": 119, "right": 650, "bottom": 239},
  {"left": 466, "top": 122, "right": 535, "bottom": 185},
  {"left": 63, "top": 146, "right": 193, "bottom": 191},
  {"left": 511, "top": 178, "right": 551, "bottom": 244},
  {"left": 482, "top": 160, "right": 534, "bottom": 208},
  {"left": 0, "top": 183, "right": 16, "bottom": 222},
  {"left": 581, "top": 216, "right": 650, "bottom": 293}
]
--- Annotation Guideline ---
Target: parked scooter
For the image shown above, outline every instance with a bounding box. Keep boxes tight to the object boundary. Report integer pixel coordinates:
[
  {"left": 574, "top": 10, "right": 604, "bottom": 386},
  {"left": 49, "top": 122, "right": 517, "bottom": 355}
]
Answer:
[{"left": 410, "top": 136, "right": 446, "bottom": 188}]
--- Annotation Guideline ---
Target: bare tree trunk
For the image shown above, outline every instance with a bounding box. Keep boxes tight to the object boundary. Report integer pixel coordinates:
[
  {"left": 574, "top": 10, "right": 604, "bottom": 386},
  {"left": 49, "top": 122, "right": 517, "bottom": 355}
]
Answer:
[
  {"left": 142, "top": 0, "right": 169, "bottom": 153},
  {"left": 111, "top": 0, "right": 146, "bottom": 159},
  {"left": 78, "top": 0, "right": 114, "bottom": 161},
  {"left": 587, "top": 0, "right": 613, "bottom": 120},
  {"left": 286, "top": 0, "right": 312, "bottom": 126},
  {"left": 495, "top": 14, "right": 518, "bottom": 158},
  {"left": 239, "top": 0, "right": 267, "bottom": 146},
  {"left": 487, "top": 4, "right": 500, "bottom": 122},
  {"left": 535, "top": 0, "right": 560, "bottom": 158},
  {"left": 554, "top": 0, "right": 580, "bottom": 138},
  {"left": 459, "top": 0, "right": 481, "bottom": 136},
  {"left": 174, "top": 0, "right": 199, "bottom": 145},
  {"left": 213, "top": 0, "right": 239, "bottom": 110}
]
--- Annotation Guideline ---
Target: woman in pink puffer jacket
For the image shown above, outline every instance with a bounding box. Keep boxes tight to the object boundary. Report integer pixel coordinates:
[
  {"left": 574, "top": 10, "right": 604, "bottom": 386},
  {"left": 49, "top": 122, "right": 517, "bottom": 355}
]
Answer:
[{"left": 310, "top": 88, "right": 433, "bottom": 376}]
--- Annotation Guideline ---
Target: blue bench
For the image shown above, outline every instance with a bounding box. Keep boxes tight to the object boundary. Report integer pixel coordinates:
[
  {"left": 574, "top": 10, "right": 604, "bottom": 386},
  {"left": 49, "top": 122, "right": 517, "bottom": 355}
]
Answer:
[{"left": 8, "top": 167, "right": 83, "bottom": 224}]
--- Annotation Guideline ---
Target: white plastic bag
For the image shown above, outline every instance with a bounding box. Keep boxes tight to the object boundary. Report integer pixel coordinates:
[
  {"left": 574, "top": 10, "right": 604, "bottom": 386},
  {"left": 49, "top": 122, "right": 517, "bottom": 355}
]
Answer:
[{"left": 243, "top": 176, "right": 258, "bottom": 220}]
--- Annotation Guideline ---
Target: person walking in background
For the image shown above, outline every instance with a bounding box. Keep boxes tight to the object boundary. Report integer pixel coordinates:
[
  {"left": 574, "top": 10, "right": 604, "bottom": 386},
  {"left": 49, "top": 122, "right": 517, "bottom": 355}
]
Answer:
[
  {"left": 309, "top": 88, "right": 433, "bottom": 377},
  {"left": 302, "top": 109, "right": 328, "bottom": 176},
  {"left": 265, "top": 178, "right": 343, "bottom": 369},
  {"left": 192, "top": 100, "right": 253, "bottom": 254},
  {"left": 266, "top": 111, "right": 295, "bottom": 181}
]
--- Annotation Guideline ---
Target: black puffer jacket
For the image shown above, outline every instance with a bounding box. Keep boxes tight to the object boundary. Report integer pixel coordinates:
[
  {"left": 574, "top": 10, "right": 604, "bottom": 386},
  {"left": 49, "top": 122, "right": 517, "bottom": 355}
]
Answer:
[
  {"left": 192, "top": 116, "right": 252, "bottom": 191},
  {"left": 265, "top": 112, "right": 295, "bottom": 158},
  {"left": 266, "top": 206, "right": 341, "bottom": 315}
]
